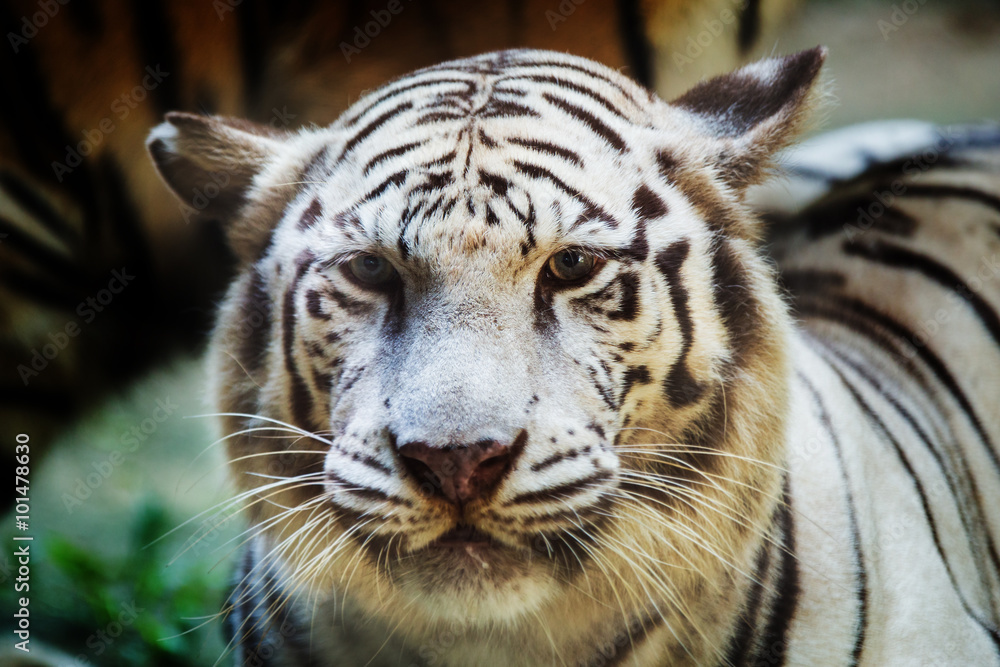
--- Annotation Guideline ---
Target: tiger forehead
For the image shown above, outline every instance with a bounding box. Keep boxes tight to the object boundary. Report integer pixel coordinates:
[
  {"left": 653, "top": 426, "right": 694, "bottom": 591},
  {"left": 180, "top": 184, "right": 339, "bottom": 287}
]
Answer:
[
  {"left": 340, "top": 169, "right": 637, "bottom": 265},
  {"left": 321, "top": 132, "right": 651, "bottom": 260},
  {"left": 299, "top": 54, "right": 670, "bottom": 261}
]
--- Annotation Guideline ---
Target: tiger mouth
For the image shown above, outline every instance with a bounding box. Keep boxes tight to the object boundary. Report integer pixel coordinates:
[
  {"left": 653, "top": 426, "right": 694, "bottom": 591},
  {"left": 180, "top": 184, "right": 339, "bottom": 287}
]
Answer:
[{"left": 431, "top": 523, "right": 495, "bottom": 548}]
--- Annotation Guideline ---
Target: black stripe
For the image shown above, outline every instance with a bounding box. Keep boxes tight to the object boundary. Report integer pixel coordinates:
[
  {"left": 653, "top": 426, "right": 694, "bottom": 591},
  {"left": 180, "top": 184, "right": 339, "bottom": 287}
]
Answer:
[
  {"left": 364, "top": 141, "right": 422, "bottom": 175},
  {"left": 343, "top": 79, "right": 471, "bottom": 128},
  {"left": 509, "top": 137, "right": 583, "bottom": 167},
  {"left": 799, "top": 373, "right": 867, "bottom": 665},
  {"left": 542, "top": 93, "right": 627, "bottom": 152},
  {"left": 620, "top": 365, "right": 651, "bottom": 400},
  {"left": 298, "top": 146, "right": 331, "bottom": 189},
  {"left": 780, "top": 269, "right": 847, "bottom": 296},
  {"left": 297, "top": 197, "right": 322, "bottom": 230},
  {"left": 656, "top": 150, "right": 679, "bottom": 183},
  {"left": 830, "top": 361, "right": 1000, "bottom": 651},
  {"left": 478, "top": 127, "right": 498, "bottom": 148},
  {"left": 813, "top": 338, "right": 1000, "bottom": 614},
  {"left": 722, "top": 537, "right": 773, "bottom": 667},
  {"left": 485, "top": 204, "right": 500, "bottom": 226},
  {"left": 606, "top": 271, "right": 640, "bottom": 321},
  {"left": 757, "top": 478, "right": 799, "bottom": 666},
  {"left": 795, "top": 292, "right": 1000, "bottom": 481},
  {"left": 359, "top": 170, "right": 408, "bottom": 203},
  {"left": 339, "top": 101, "right": 414, "bottom": 160},
  {"left": 282, "top": 253, "right": 316, "bottom": 429},
  {"left": 479, "top": 170, "right": 514, "bottom": 207},
  {"left": 631, "top": 184, "right": 667, "bottom": 222},
  {"left": 321, "top": 284, "right": 374, "bottom": 316},
  {"left": 737, "top": 0, "right": 762, "bottom": 55},
  {"left": 625, "top": 219, "right": 649, "bottom": 262},
  {"left": 517, "top": 74, "right": 629, "bottom": 119},
  {"left": 603, "top": 609, "right": 667, "bottom": 666},
  {"left": 842, "top": 239, "right": 1000, "bottom": 349},
  {"left": 327, "top": 471, "right": 408, "bottom": 505},
  {"left": 331, "top": 444, "right": 394, "bottom": 476},
  {"left": 588, "top": 362, "right": 619, "bottom": 411},
  {"left": 892, "top": 184, "right": 1000, "bottom": 215},
  {"left": 304, "top": 289, "right": 329, "bottom": 321},
  {"left": 415, "top": 110, "right": 466, "bottom": 125},
  {"left": 505, "top": 470, "right": 612, "bottom": 506},
  {"left": 510, "top": 60, "right": 640, "bottom": 106},
  {"left": 478, "top": 98, "right": 542, "bottom": 119},
  {"left": 521, "top": 199, "right": 537, "bottom": 255},
  {"left": 710, "top": 239, "right": 759, "bottom": 367},
  {"left": 131, "top": 0, "right": 181, "bottom": 114},
  {"left": 512, "top": 160, "right": 612, "bottom": 225},
  {"left": 616, "top": 0, "right": 654, "bottom": 88},
  {"left": 655, "top": 240, "right": 705, "bottom": 406},
  {"left": 803, "top": 194, "right": 917, "bottom": 240},
  {"left": 531, "top": 445, "right": 591, "bottom": 474},
  {"left": 236, "top": 267, "right": 272, "bottom": 373}
]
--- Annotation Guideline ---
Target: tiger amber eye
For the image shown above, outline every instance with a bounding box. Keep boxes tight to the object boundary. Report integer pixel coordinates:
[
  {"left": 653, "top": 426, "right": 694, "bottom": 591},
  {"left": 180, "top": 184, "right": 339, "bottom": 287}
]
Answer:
[
  {"left": 548, "top": 249, "right": 596, "bottom": 281},
  {"left": 347, "top": 254, "right": 397, "bottom": 285}
]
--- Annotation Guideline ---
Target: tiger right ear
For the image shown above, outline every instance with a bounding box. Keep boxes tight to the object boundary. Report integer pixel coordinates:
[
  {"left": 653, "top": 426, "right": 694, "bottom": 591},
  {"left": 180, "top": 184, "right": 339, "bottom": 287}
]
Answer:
[
  {"left": 670, "top": 46, "right": 828, "bottom": 190},
  {"left": 147, "top": 112, "right": 292, "bottom": 262}
]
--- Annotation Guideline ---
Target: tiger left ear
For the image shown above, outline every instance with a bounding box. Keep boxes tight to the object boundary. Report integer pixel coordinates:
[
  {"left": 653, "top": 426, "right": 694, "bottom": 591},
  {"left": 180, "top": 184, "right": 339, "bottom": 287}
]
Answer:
[
  {"left": 671, "top": 46, "right": 828, "bottom": 190},
  {"left": 147, "top": 112, "right": 298, "bottom": 264}
]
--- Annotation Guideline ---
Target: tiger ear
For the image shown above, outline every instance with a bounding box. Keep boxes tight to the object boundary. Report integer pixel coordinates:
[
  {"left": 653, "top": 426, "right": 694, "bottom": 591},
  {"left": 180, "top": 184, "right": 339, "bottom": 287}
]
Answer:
[
  {"left": 670, "top": 46, "right": 827, "bottom": 190},
  {"left": 147, "top": 112, "right": 291, "bottom": 262}
]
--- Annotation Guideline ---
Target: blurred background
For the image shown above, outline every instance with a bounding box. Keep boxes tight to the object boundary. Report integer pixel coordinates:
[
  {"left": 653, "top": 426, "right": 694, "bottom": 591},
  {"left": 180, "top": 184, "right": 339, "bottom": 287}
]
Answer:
[{"left": 1, "top": 0, "right": 999, "bottom": 664}]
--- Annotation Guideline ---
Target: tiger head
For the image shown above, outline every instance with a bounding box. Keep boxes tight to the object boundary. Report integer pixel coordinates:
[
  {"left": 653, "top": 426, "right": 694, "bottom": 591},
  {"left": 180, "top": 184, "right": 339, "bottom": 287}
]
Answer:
[{"left": 149, "top": 47, "right": 824, "bottom": 660}]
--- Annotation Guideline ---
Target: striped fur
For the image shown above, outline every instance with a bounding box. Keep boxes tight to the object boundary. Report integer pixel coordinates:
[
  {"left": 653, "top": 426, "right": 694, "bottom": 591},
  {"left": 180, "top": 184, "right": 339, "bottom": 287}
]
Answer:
[
  {"left": 149, "top": 49, "right": 1000, "bottom": 665},
  {"left": 1, "top": 0, "right": 797, "bottom": 484}
]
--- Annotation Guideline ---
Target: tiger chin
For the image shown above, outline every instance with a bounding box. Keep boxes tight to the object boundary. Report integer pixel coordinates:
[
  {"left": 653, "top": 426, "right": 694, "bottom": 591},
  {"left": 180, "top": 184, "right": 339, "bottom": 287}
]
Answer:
[{"left": 147, "top": 47, "right": 1000, "bottom": 666}]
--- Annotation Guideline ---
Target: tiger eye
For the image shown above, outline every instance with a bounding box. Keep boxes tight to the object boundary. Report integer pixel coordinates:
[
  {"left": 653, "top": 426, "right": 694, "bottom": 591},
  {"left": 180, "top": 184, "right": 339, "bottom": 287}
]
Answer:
[
  {"left": 346, "top": 254, "right": 397, "bottom": 286},
  {"left": 547, "top": 249, "right": 597, "bottom": 282}
]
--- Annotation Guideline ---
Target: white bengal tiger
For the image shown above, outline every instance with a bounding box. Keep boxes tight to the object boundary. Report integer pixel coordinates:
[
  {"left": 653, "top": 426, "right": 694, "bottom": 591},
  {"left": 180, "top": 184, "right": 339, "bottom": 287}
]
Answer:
[{"left": 147, "top": 48, "right": 1000, "bottom": 666}]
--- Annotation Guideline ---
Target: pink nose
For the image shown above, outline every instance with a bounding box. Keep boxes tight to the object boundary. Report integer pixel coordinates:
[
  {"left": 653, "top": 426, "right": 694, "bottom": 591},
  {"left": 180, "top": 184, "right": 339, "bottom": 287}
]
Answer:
[{"left": 397, "top": 438, "right": 517, "bottom": 505}]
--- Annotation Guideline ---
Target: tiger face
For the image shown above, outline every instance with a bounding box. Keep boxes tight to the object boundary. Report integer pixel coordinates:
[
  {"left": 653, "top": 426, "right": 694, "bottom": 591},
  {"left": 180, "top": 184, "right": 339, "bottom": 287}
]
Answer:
[{"left": 150, "top": 48, "right": 824, "bottom": 662}]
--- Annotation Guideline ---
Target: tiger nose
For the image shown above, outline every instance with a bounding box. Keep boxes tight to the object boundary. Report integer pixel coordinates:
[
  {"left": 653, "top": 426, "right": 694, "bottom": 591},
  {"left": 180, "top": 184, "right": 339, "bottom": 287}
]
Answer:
[{"left": 396, "top": 436, "right": 522, "bottom": 505}]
